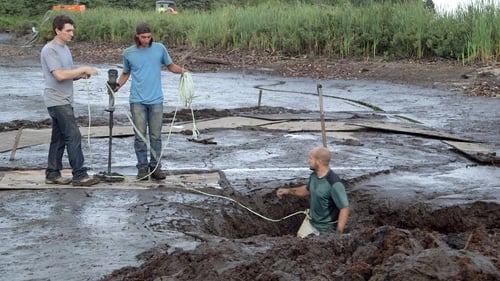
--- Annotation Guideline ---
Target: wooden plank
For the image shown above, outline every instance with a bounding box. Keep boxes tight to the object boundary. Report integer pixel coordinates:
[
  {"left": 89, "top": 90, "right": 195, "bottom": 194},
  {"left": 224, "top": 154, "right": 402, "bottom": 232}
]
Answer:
[
  {"left": 443, "top": 140, "right": 500, "bottom": 164},
  {"left": 0, "top": 126, "right": 135, "bottom": 153},
  {"left": 262, "top": 121, "right": 363, "bottom": 132},
  {"left": 0, "top": 117, "right": 352, "bottom": 153},
  {"left": 347, "top": 121, "right": 471, "bottom": 142},
  {"left": 181, "top": 116, "right": 276, "bottom": 130},
  {"left": 241, "top": 112, "right": 353, "bottom": 121},
  {"left": 0, "top": 116, "right": 310, "bottom": 153},
  {"left": 0, "top": 170, "right": 221, "bottom": 190}
]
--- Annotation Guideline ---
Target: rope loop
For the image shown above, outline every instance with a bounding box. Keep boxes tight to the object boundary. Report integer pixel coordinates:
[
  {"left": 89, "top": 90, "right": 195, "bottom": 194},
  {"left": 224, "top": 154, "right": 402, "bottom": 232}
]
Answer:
[
  {"left": 179, "top": 72, "right": 194, "bottom": 107},
  {"left": 178, "top": 72, "right": 199, "bottom": 139}
]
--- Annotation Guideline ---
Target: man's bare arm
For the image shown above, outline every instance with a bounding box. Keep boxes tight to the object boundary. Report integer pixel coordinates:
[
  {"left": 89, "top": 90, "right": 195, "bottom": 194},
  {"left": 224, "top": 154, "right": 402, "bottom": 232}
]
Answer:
[
  {"left": 276, "top": 185, "right": 309, "bottom": 198},
  {"left": 336, "top": 207, "right": 349, "bottom": 234}
]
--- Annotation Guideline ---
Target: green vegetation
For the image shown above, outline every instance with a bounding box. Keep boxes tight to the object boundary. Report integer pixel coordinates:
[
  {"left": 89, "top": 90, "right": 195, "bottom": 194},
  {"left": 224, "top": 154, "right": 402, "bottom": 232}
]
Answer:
[{"left": 1, "top": 0, "right": 499, "bottom": 63}]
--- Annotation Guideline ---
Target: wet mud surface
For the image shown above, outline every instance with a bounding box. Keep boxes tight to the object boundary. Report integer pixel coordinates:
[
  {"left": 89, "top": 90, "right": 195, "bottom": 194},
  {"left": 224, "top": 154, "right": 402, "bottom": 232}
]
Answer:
[{"left": 0, "top": 34, "right": 499, "bottom": 281}]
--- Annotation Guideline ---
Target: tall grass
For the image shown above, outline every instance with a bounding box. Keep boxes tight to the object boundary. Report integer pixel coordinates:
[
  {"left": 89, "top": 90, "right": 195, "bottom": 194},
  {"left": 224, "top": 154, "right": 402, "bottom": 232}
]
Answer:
[
  {"left": 25, "top": 1, "right": 500, "bottom": 63},
  {"left": 454, "top": 0, "right": 500, "bottom": 62}
]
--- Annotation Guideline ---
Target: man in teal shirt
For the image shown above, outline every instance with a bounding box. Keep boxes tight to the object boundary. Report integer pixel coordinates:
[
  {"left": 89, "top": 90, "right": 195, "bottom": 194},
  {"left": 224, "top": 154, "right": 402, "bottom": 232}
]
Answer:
[{"left": 277, "top": 147, "right": 350, "bottom": 234}]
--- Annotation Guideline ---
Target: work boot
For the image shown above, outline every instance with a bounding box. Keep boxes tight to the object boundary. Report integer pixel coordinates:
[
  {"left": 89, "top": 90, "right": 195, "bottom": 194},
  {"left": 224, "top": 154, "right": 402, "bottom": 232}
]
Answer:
[
  {"left": 150, "top": 167, "right": 166, "bottom": 180},
  {"left": 137, "top": 167, "right": 149, "bottom": 181},
  {"left": 45, "top": 176, "right": 72, "bottom": 185},
  {"left": 72, "top": 176, "right": 100, "bottom": 187}
]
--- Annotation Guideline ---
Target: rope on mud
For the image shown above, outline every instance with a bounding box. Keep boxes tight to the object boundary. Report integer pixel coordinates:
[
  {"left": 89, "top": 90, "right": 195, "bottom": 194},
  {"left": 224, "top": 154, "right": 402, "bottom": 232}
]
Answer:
[
  {"left": 85, "top": 79, "right": 95, "bottom": 169},
  {"left": 128, "top": 71, "right": 199, "bottom": 180},
  {"left": 176, "top": 183, "right": 308, "bottom": 222},
  {"left": 120, "top": 71, "right": 197, "bottom": 180},
  {"left": 91, "top": 78, "right": 308, "bottom": 222}
]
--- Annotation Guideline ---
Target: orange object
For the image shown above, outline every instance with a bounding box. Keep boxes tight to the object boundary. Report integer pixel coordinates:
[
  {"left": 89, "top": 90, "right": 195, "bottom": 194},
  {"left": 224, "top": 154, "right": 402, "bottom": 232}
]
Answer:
[{"left": 52, "top": 5, "right": 86, "bottom": 12}]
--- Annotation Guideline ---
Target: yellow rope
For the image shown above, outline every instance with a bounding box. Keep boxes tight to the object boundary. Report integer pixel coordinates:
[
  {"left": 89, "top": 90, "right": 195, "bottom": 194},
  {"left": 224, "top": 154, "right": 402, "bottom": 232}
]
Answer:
[
  {"left": 103, "top": 78, "right": 307, "bottom": 223},
  {"left": 175, "top": 182, "right": 307, "bottom": 222},
  {"left": 178, "top": 72, "right": 199, "bottom": 139}
]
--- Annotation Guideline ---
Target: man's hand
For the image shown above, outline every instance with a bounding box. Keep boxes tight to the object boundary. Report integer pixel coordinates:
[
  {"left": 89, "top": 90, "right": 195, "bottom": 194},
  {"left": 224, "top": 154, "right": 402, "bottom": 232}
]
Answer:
[
  {"left": 79, "top": 66, "right": 98, "bottom": 79},
  {"left": 277, "top": 185, "right": 309, "bottom": 198},
  {"left": 276, "top": 188, "right": 289, "bottom": 198}
]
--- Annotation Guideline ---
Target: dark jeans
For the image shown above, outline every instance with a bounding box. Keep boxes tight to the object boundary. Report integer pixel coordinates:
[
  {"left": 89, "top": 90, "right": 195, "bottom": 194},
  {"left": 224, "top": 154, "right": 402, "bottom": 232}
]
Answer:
[
  {"left": 130, "top": 102, "right": 163, "bottom": 169},
  {"left": 46, "top": 104, "right": 88, "bottom": 181}
]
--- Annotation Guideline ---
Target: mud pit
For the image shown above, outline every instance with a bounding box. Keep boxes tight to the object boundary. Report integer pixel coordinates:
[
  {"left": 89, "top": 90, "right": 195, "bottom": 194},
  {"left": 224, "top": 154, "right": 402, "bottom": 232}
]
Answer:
[{"left": 0, "top": 36, "right": 500, "bottom": 281}]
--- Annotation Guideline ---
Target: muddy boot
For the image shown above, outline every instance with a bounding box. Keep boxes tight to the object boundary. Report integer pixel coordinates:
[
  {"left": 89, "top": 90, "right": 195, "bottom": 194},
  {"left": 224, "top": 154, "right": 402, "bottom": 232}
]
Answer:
[
  {"left": 150, "top": 167, "right": 166, "bottom": 180},
  {"left": 45, "top": 176, "right": 72, "bottom": 185},
  {"left": 72, "top": 176, "right": 100, "bottom": 187},
  {"left": 136, "top": 167, "right": 149, "bottom": 181}
]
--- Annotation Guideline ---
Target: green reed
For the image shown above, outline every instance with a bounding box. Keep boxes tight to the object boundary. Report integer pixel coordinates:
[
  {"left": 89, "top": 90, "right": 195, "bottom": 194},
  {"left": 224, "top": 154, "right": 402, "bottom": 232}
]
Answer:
[{"left": 18, "top": 0, "right": 500, "bottom": 63}]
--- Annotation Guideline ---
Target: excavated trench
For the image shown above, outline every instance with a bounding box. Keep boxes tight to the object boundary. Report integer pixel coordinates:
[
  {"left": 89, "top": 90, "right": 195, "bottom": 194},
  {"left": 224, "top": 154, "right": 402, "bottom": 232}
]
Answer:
[{"left": 99, "top": 178, "right": 500, "bottom": 281}]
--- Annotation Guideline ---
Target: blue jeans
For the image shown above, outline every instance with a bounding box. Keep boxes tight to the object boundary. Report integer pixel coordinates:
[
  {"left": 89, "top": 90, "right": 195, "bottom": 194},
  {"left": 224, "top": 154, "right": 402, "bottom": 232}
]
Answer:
[
  {"left": 130, "top": 103, "right": 163, "bottom": 169},
  {"left": 46, "top": 105, "right": 88, "bottom": 181}
]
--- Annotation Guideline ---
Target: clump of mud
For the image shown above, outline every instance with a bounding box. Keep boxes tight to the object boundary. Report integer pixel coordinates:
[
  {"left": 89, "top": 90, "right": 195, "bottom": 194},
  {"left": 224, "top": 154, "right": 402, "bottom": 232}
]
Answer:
[{"left": 464, "top": 70, "right": 500, "bottom": 97}]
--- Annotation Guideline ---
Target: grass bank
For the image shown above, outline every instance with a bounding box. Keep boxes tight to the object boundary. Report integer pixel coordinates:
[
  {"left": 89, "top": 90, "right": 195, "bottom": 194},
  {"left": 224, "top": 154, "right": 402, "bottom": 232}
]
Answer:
[{"left": 9, "top": 1, "right": 500, "bottom": 63}]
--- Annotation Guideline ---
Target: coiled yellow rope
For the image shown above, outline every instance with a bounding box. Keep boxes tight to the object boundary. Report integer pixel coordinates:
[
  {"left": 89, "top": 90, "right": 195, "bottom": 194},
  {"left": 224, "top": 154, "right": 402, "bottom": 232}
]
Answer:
[{"left": 178, "top": 72, "right": 199, "bottom": 139}]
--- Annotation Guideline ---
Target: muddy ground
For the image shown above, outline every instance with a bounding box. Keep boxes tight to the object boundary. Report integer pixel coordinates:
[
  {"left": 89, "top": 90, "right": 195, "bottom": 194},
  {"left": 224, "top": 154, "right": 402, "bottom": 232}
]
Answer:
[{"left": 1, "top": 37, "right": 499, "bottom": 281}]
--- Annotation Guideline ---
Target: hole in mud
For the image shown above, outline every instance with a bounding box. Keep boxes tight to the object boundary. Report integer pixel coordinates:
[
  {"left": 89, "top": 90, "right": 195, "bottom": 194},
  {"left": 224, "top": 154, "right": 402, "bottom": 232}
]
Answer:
[
  {"left": 138, "top": 185, "right": 310, "bottom": 239},
  {"left": 136, "top": 175, "right": 500, "bottom": 242},
  {"left": 199, "top": 192, "right": 310, "bottom": 238}
]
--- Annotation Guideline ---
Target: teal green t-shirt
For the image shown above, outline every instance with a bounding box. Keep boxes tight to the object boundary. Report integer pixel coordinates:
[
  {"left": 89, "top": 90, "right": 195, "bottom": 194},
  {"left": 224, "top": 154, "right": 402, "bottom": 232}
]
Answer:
[{"left": 306, "top": 170, "right": 349, "bottom": 232}]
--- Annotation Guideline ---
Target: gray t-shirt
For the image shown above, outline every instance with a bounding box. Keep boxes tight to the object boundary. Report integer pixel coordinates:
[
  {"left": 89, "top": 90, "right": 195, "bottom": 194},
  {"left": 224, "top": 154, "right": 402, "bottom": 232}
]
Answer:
[{"left": 40, "top": 40, "right": 74, "bottom": 107}]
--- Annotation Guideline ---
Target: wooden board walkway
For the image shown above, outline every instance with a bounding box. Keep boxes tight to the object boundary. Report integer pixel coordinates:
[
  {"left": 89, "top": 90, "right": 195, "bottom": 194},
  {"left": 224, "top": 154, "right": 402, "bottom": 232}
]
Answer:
[
  {"left": 2, "top": 117, "right": 496, "bottom": 166},
  {"left": 347, "top": 121, "right": 472, "bottom": 142},
  {"left": 0, "top": 169, "right": 221, "bottom": 190}
]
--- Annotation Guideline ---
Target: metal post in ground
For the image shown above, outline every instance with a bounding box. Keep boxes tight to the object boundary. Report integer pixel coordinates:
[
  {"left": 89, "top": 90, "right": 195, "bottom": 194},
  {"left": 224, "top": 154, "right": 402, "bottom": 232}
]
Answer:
[{"left": 96, "top": 69, "right": 124, "bottom": 182}]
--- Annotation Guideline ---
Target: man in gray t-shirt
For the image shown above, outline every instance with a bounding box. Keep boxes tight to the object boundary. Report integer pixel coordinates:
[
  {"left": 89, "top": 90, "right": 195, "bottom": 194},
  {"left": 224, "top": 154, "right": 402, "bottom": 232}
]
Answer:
[{"left": 40, "top": 15, "right": 99, "bottom": 186}]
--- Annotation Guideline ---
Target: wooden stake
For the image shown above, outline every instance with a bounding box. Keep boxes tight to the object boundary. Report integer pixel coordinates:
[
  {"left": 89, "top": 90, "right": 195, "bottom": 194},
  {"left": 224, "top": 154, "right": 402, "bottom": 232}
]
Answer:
[
  {"left": 317, "top": 84, "right": 327, "bottom": 148},
  {"left": 9, "top": 128, "right": 23, "bottom": 161},
  {"left": 258, "top": 89, "right": 263, "bottom": 109},
  {"left": 464, "top": 232, "right": 473, "bottom": 250}
]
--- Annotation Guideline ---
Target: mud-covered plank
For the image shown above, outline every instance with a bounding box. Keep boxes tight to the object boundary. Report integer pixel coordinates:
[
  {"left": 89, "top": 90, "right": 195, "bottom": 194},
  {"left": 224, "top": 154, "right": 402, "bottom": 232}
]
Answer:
[{"left": 443, "top": 140, "right": 499, "bottom": 164}]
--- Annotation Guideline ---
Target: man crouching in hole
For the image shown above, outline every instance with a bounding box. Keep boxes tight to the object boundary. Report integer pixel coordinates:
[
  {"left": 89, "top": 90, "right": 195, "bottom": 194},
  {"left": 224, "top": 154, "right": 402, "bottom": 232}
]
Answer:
[{"left": 276, "top": 147, "right": 349, "bottom": 237}]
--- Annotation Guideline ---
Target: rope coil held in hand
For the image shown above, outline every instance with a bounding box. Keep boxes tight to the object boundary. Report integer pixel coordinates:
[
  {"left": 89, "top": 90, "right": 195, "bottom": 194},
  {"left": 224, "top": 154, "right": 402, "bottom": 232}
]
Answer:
[{"left": 178, "top": 72, "right": 199, "bottom": 139}]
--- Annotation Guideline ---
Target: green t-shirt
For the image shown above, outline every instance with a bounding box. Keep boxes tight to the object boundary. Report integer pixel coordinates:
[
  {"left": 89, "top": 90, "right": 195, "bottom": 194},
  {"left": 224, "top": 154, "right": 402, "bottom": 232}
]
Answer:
[{"left": 306, "top": 169, "right": 349, "bottom": 232}]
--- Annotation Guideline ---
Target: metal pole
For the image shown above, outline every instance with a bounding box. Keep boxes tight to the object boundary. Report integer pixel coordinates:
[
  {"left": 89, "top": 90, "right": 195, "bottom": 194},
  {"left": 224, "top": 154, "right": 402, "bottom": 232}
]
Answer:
[
  {"left": 106, "top": 69, "right": 118, "bottom": 176},
  {"left": 96, "top": 69, "right": 124, "bottom": 182},
  {"left": 317, "top": 84, "right": 327, "bottom": 148},
  {"left": 107, "top": 93, "right": 113, "bottom": 175}
]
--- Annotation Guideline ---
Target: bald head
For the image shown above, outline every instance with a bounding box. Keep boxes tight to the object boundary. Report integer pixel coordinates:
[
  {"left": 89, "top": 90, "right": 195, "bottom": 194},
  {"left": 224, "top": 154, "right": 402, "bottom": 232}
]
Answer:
[{"left": 311, "top": 147, "right": 331, "bottom": 166}]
